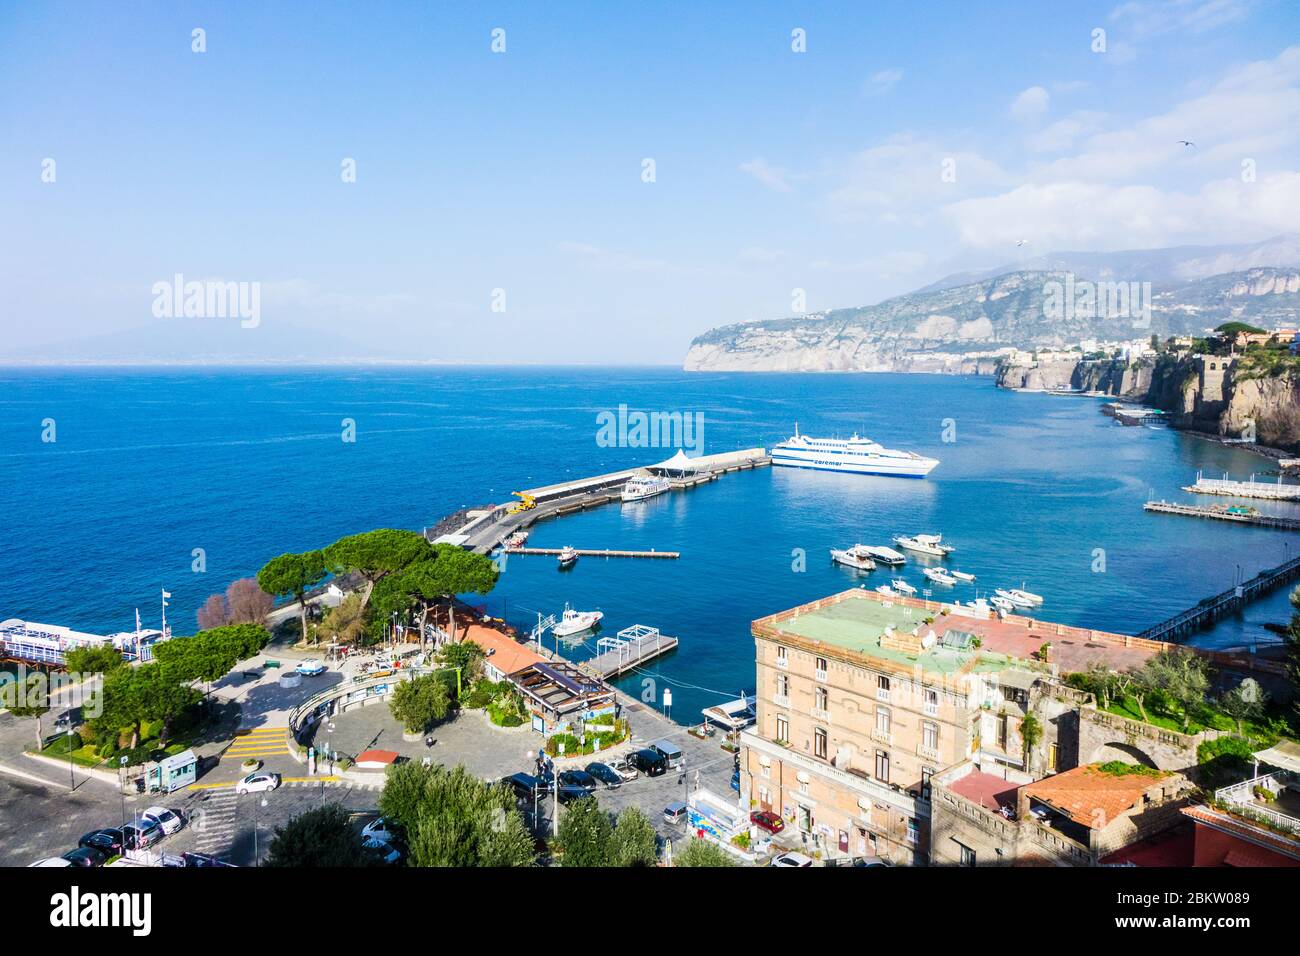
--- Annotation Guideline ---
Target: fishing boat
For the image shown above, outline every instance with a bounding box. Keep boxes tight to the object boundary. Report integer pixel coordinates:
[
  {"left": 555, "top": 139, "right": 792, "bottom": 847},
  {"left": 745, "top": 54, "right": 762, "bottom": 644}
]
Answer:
[
  {"left": 890, "top": 579, "right": 917, "bottom": 596},
  {"left": 994, "top": 588, "right": 1034, "bottom": 609},
  {"left": 949, "top": 570, "right": 976, "bottom": 582},
  {"left": 922, "top": 567, "right": 957, "bottom": 586},
  {"left": 893, "top": 534, "right": 954, "bottom": 558},
  {"left": 861, "top": 545, "right": 907, "bottom": 566},
  {"left": 1008, "top": 586, "right": 1044, "bottom": 605},
  {"left": 504, "top": 530, "right": 528, "bottom": 548},
  {"left": 552, "top": 604, "right": 604, "bottom": 638},
  {"left": 772, "top": 425, "right": 940, "bottom": 478},
  {"left": 557, "top": 546, "right": 579, "bottom": 568},
  {"left": 621, "top": 474, "right": 672, "bottom": 502},
  {"left": 830, "top": 544, "right": 876, "bottom": 571}
]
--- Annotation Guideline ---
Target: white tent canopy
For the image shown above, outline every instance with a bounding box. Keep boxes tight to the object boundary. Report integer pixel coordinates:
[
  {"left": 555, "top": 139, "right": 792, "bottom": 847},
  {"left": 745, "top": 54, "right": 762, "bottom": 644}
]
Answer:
[
  {"left": 1253, "top": 739, "right": 1300, "bottom": 774},
  {"left": 650, "top": 449, "right": 702, "bottom": 474}
]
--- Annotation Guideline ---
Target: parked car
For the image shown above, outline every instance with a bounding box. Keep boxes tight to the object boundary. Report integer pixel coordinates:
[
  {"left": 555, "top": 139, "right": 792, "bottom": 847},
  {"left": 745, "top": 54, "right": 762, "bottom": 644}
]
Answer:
[
  {"left": 141, "top": 807, "right": 184, "bottom": 835},
  {"left": 79, "top": 828, "right": 126, "bottom": 856},
  {"left": 296, "top": 659, "right": 327, "bottom": 676},
  {"left": 663, "top": 801, "right": 689, "bottom": 825},
  {"left": 360, "top": 817, "right": 396, "bottom": 843},
  {"left": 180, "top": 852, "right": 236, "bottom": 868},
  {"left": 649, "top": 739, "right": 684, "bottom": 769},
  {"left": 235, "top": 771, "right": 281, "bottom": 795},
  {"left": 28, "top": 857, "right": 73, "bottom": 867},
  {"left": 558, "top": 769, "right": 598, "bottom": 792},
  {"left": 584, "top": 762, "right": 622, "bottom": 789},
  {"left": 750, "top": 810, "right": 785, "bottom": 835},
  {"left": 556, "top": 784, "right": 593, "bottom": 805},
  {"left": 362, "top": 836, "right": 402, "bottom": 864},
  {"left": 501, "top": 772, "right": 546, "bottom": 801},
  {"left": 772, "top": 852, "right": 814, "bottom": 868},
  {"left": 625, "top": 748, "right": 668, "bottom": 777},
  {"left": 730, "top": 768, "right": 741, "bottom": 793},
  {"left": 62, "top": 846, "right": 108, "bottom": 868},
  {"left": 850, "top": 855, "right": 891, "bottom": 867},
  {"left": 121, "top": 820, "right": 163, "bottom": 850},
  {"left": 607, "top": 758, "right": 639, "bottom": 782}
]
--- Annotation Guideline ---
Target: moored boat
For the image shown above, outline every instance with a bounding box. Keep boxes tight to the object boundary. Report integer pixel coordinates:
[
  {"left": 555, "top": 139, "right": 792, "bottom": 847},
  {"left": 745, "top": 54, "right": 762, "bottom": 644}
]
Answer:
[
  {"left": 1008, "top": 586, "right": 1044, "bottom": 605},
  {"left": 830, "top": 544, "right": 876, "bottom": 571},
  {"left": 890, "top": 579, "right": 917, "bottom": 596},
  {"left": 949, "top": 570, "right": 975, "bottom": 582},
  {"left": 922, "top": 567, "right": 957, "bottom": 586},
  {"left": 994, "top": 588, "right": 1034, "bottom": 609},
  {"left": 505, "top": 530, "right": 529, "bottom": 548},
  {"left": 875, "top": 585, "right": 896, "bottom": 596},
  {"left": 557, "top": 546, "right": 579, "bottom": 568},
  {"left": 893, "top": 534, "right": 953, "bottom": 558},
  {"left": 552, "top": 604, "right": 604, "bottom": 638},
  {"left": 772, "top": 425, "right": 940, "bottom": 478},
  {"left": 621, "top": 474, "right": 672, "bottom": 502},
  {"left": 861, "top": 545, "right": 907, "bottom": 566}
]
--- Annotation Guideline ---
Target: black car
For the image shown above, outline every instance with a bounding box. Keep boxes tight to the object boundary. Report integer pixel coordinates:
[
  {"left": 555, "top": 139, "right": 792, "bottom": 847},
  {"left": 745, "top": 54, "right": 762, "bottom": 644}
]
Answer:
[
  {"left": 501, "top": 772, "right": 546, "bottom": 801},
  {"left": 626, "top": 748, "right": 668, "bottom": 777},
  {"left": 78, "top": 828, "right": 126, "bottom": 856},
  {"left": 61, "top": 846, "right": 108, "bottom": 868},
  {"left": 584, "top": 762, "right": 622, "bottom": 789},
  {"left": 556, "top": 784, "right": 594, "bottom": 805},
  {"left": 558, "top": 769, "right": 598, "bottom": 791}
]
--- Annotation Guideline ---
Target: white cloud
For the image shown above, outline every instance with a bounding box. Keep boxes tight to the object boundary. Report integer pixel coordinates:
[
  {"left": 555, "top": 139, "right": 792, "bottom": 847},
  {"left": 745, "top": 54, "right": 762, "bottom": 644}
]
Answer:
[
  {"left": 1028, "top": 111, "right": 1108, "bottom": 153},
  {"left": 1010, "top": 85, "right": 1051, "bottom": 122},
  {"left": 739, "top": 157, "right": 796, "bottom": 192},
  {"left": 1110, "top": 0, "right": 1254, "bottom": 38},
  {"left": 556, "top": 241, "right": 677, "bottom": 274},
  {"left": 863, "top": 69, "right": 903, "bottom": 96}
]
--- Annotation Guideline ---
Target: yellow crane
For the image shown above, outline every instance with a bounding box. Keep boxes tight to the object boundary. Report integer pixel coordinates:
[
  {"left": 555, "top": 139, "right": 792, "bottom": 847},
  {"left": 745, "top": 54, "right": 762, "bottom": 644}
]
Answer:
[{"left": 507, "top": 491, "right": 536, "bottom": 514}]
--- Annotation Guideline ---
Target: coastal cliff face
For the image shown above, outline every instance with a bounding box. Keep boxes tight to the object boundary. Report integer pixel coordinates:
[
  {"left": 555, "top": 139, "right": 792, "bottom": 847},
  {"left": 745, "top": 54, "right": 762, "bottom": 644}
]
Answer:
[{"left": 996, "top": 353, "right": 1300, "bottom": 449}]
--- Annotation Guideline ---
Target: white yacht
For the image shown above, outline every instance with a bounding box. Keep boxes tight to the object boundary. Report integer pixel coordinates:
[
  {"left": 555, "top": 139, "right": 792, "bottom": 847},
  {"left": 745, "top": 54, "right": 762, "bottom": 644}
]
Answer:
[
  {"left": 552, "top": 604, "right": 604, "bottom": 638},
  {"left": 557, "top": 546, "right": 579, "bottom": 568},
  {"left": 894, "top": 533, "right": 954, "bottom": 558},
  {"left": 1007, "top": 586, "right": 1044, "bottom": 605},
  {"left": 830, "top": 544, "right": 876, "bottom": 571},
  {"left": 994, "top": 588, "right": 1035, "bottom": 609},
  {"left": 861, "top": 545, "right": 907, "bottom": 566},
  {"left": 949, "top": 570, "right": 976, "bottom": 582},
  {"left": 621, "top": 474, "right": 672, "bottom": 502},
  {"left": 890, "top": 579, "right": 917, "bottom": 596},
  {"left": 875, "top": 585, "right": 897, "bottom": 596},
  {"left": 922, "top": 567, "right": 957, "bottom": 586},
  {"left": 990, "top": 595, "right": 1016, "bottom": 613},
  {"left": 772, "top": 426, "right": 939, "bottom": 479}
]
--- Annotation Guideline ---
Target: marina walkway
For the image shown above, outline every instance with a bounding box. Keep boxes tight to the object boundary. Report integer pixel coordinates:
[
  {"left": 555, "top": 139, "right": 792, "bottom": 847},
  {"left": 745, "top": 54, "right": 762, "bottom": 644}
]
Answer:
[
  {"left": 504, "top": 547, "right": 679, "bottom": 559},
  {"left": 1136, "top": 553, "right": 1300, "bottom": 642},
  {"left": 1144, "top": 500, "right": 1300, "bottom": 531}
]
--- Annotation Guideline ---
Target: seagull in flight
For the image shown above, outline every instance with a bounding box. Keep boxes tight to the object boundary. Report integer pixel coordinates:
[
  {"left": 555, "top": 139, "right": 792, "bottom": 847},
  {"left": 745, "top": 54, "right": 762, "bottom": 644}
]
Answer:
[
  {"left": 1015, "top": 239, "right": 1028, "bottom": 247},
  {"left": 1178, "top": 140, "right": 1196, "bottom": 147}
]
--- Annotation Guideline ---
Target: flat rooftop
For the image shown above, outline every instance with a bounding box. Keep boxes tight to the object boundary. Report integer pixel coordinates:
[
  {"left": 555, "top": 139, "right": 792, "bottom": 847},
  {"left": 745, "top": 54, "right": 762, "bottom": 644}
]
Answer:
[
  {"left": 764, "top": 593, "right": 1045, "bottom": 678},
  {"left": 754, "top": 588, "right": 1169, "bottom": 679}
]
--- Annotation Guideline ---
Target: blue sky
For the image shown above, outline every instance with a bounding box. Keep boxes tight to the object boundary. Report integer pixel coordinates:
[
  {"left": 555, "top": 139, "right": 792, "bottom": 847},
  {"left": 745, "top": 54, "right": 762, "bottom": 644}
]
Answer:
[{"left": 3, "top": 0, "right": 1298, "bottom": 363}]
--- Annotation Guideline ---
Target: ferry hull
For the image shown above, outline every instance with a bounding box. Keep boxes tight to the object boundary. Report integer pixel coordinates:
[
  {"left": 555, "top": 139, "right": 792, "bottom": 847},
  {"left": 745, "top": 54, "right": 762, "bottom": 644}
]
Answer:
[{"left": 771, "top": 451, "right": 937, "bottom": 479}]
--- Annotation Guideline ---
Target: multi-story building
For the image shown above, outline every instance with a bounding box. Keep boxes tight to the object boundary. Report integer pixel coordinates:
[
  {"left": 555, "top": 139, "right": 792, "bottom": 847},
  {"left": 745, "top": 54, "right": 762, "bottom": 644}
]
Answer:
[{"left": 741, "top": 588, "right": 1057, "bottom": 864}]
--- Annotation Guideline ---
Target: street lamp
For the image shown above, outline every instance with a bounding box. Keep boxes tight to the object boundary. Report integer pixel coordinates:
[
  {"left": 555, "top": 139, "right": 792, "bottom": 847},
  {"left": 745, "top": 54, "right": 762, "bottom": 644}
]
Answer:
[
  {"left": 119, "top": 756, "right": 129, "bottom": 825},
  {"left": 65, "top": 728, "right": 75, "bottom": 791}
]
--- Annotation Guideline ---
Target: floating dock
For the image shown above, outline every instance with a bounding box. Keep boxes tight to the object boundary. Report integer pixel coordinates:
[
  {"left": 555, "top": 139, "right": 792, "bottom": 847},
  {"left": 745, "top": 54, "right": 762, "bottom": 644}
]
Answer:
[
  {"left": 1184, "top": 473, "right": 1300, "bottom": 501},
  {"left": 504, "top": 547, "right": 679, "bottom": 559},
  {"left": 1137, "top": 553, "right": 1300, "bottom": 642},
  {"left": 585, "top": 624, "right": 679, "bottom": 678},
  {"left": 1144, "top": 500, "right": 1300, "bottom": 531}
]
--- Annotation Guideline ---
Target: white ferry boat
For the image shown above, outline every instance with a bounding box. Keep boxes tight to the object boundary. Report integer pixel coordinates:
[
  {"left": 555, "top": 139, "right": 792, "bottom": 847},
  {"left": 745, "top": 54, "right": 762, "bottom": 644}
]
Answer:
[
  {"left": 552, "top": 604, "right": 604, "bottom": 638},
  {"left": 621, "top": 474, "right": 672, "bottom": 502},
  {"left": 772, "top": 426, "right": 939, "bottom": 479},
  {"left": 830, "top": 544, "right": 876, "bottom": 571}
]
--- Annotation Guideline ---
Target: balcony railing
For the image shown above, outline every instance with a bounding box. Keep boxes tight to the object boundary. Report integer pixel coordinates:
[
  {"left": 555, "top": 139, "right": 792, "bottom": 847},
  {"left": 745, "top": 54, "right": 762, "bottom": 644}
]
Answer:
[
  {"left": 871, "top": 728, "right": 893, "bottom": 744},
  {"left": 1215, "top": 772, "right": 1300, "bottom": 835},
  {"left": 812, "top": 708, "right": 830, "bottom": 723},
  {"left": 773, "top": 693, "right": 790, "bottom": 708}
]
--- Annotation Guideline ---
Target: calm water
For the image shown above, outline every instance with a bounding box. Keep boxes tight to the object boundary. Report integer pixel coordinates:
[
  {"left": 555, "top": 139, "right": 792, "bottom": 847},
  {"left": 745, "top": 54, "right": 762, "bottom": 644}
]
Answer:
[{"left": 2, "top": 367, "right": 1295, "bottom": 720}]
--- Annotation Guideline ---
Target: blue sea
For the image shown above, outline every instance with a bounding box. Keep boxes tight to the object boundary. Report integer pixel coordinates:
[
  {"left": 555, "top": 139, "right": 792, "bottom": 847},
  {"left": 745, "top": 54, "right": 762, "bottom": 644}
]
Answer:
[{"left": 3, "top": 366, "right": 1297, "bottom": 721}]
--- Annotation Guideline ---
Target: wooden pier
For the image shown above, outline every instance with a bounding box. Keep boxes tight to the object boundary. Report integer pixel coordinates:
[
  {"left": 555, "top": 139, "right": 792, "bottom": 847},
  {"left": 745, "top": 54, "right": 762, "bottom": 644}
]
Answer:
[
  {"left": 1144, "top": 500, "right": 1300, "bottom": 531},
  {"left": 584, "top": 624, "right": 679, "bottom": 678},
  {"left": 504, "top": 547, "right": 679, "bottom": 559},
  {"left": 1137, "top": 553, "right": 1300, "bottom": 642}
]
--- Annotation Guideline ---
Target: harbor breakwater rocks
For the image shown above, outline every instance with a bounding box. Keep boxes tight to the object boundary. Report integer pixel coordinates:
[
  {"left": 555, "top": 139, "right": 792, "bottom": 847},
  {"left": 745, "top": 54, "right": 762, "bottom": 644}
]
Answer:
[{"left": 996, "top": 353, "right": 1300, "bottom": 450}]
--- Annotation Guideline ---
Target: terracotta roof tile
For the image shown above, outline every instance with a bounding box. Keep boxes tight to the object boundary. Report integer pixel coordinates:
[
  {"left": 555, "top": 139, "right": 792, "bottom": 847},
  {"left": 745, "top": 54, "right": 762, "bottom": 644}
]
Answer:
[{"left": 1021, "top": 764, "right": 1170, "bottom": 829}]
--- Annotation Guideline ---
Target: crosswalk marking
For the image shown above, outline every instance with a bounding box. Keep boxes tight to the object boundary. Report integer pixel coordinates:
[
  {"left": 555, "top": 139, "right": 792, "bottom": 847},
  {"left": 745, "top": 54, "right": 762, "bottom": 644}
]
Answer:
[{"left": 193, "top": 789, "right": 238, "bottom": 856}]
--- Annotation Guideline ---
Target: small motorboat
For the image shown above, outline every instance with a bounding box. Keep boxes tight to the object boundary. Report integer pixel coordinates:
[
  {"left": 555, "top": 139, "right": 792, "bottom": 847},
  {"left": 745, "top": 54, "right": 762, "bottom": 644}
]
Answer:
[
  {"left": 557, "top": 546, "right": 579, "bottom": 568},
  {"left": 949, "top": 570, "right": 975, "bottom": 582},
  {"left": 990, "top": 595, "right": 1015, "bottom": 613},
  {"left": 994, "top": 588, "right": 1035, "bottom": 609},
  {"left": 922, "top": 567, "right": 957, "bottom": 586},
  {"left": 831, "top": 544, "right": 876, "bottom": 571},
  {"left": 875, "top": 585, "right": 897, "bottom": 597},
  {"left": 890, "top": 579, "right": 917, "bottom": 596},
  {"left": 505, "top": 530, "right": 529, "bottom": 548},
  {"left": 552, "top": 604, "right": 603, "bottom": 638}
]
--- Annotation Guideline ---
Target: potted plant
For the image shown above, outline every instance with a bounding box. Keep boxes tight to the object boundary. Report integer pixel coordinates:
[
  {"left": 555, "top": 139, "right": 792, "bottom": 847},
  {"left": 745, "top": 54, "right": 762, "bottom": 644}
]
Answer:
[{"left": 241, "top": 758, "right": 261, "bottom": 773}]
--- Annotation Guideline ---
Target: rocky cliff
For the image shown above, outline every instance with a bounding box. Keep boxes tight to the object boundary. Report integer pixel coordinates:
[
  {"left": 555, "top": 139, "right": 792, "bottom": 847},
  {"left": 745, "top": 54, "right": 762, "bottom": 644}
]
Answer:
[{"left": 997, "top": 352, "right": 1300, "bottom": 449}]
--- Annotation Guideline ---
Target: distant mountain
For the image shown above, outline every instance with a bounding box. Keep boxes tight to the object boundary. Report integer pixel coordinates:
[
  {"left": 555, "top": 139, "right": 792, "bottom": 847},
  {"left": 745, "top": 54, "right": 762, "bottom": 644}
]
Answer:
[
  {"left": 915, "top": 234, "right": 1300, "bottom": 293},
  {"left": 1, "top": 317, "right": 414, "bottom": 366},
  {"left": 684, "top": 257, "right": 1300, "bottom": 373}
]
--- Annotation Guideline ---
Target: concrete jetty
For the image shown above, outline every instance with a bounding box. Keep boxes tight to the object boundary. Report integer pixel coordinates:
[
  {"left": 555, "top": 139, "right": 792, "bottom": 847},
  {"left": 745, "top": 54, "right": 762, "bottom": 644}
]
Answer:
[
  {"left": 1137, "top": 553, "right": 1300, "bottom": 642},
  {"left": 1144, "top": 500, "right": 1300, "bottom": 531},
  {"left": 505, "top": 547, "right": 679, "bottom": 559}
]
